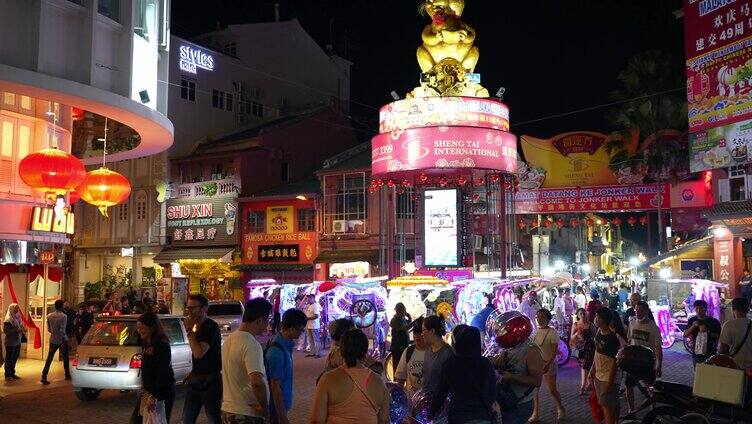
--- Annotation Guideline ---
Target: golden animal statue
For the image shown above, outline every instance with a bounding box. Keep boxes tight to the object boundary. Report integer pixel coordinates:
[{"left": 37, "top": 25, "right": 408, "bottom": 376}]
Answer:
[{"left": 409, "top": 0, "right": 489, "bottom": 98}]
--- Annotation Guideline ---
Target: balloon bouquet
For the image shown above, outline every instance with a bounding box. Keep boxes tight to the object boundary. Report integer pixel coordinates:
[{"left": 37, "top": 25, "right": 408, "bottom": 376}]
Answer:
[{"left": 392, "top": 310, "right": 534, "bottom": 424}]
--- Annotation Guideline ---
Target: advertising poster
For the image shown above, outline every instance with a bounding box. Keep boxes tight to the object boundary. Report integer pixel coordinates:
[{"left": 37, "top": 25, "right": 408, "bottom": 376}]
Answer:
[
  {"left": 689, "top": 118, "right": 752, "bottom": 171},
  {"left": 684, "top": 0, "right": 752, "bottom": 131},
  {"left": 166, "top": 196, "right": 238, "bottom": 246},
  {"left": 424, "top": 189, "right": 458, "bottom": 267},
  {"left": 514, "top": 183, "right": 670, "bottom": 214},
  {"left": 371, "top": 126, "right": 517, "bottom": 176},
  {"left": 519, "top": 132, "right": 622, "bottom": 189},
  {"left": 379, "top": 97, "right": 510, "bottom": 133}
]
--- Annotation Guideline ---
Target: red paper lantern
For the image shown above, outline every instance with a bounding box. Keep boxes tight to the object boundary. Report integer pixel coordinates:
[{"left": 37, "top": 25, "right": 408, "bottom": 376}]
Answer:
[
  {"left": 613, "top": 217, "right": 623, "bottom": 226},
  {"left": 401, "top": 179, "right": 411, "bottom": 187},
  {"left": 570, "top": 218, "right": 579, "bottom": 227},
  {"left": 457, "top": 176, "right": 467, "bottom": 186},
  {"left": 543, "top": 219, "right": 552, "bottom": 228},
  {"left": 556, "top": 218, "right": 565, "bottom": 229},
  {"left": 438, "top": 176, "right": 448, "bottom": 187},
  {"left": 603, "top": 219, "right": 610, "bottom": 226},
  {"left": 68, "top": 188, "right": 81, "bottom": 205},
  {"left": 586, "top": 218, "right": 595, "bottom": 227},
  {"left": 531, "top": 219, "right": 539, "bottom": 228},
  {"left": 472, "top": 193, "right": 480, "bottom": 202},
  {"left": 628, "top": 216, "right": 637, "bottom": 227},
  {"left": 77, "top": 167, "right": 131, "bottom": 217},
  {"left": 504, "top": 180, "right": 512, "bottom": 190},
  {"left": 640, "top": 216, "right": 648, "bottom": 226},
  {"left": 518, "top": 218, "right": 526, "bottom": 230},
  {"left": 387, "top": 179, "right": 395, "bottom": 188},
  {"left": 474, "top": 177, "right": 485, "bottom": 186},
  {"left": 419, "top": 173, "right": 429, "bottom": 183},
  {"left": 490, "top": 174, "right": 500, "bottom": 183},
  {"left": 18, "top": 148, "right": 86, "bottom": 197}
]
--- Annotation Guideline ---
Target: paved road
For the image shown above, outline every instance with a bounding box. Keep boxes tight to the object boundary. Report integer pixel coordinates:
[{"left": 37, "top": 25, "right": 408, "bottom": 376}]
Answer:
[{"left": 0, "top": 346, "right": 695, "bottom": 423}]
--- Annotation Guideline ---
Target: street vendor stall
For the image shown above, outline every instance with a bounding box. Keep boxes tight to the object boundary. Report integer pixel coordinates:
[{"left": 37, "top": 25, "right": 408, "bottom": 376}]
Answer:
[{"left": 451, "top": 278, "right": 499, "bottom": 325}]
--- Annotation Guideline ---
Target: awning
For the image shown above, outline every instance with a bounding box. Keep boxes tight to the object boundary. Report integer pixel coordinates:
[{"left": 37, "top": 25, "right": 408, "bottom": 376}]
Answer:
[
  {"left": 638, "top": 236, "right": 713, "bottom": 269},
  {"left": 153, "top": 247, "right": 234, "bottom": 263},
  {"left": 314, "top": 249, "right": 379, "bottom": 264},
  {"left": 232, "top": 263, "right": 313, "bottom": 271}
]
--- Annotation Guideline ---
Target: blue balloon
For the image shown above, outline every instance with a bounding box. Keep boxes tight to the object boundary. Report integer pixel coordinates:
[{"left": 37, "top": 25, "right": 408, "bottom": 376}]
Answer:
[
  {"left": 386, "top": 382, "right": 410, "bottom": 424},
  {"left": 410, "top": 389, "right": 448, "bottom": 424}
]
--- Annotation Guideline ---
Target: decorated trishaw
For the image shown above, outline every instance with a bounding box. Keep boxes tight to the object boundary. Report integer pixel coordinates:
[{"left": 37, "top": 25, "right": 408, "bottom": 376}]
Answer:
[{"left": 645, "top": 278, "right": 725, "bottom": 350}]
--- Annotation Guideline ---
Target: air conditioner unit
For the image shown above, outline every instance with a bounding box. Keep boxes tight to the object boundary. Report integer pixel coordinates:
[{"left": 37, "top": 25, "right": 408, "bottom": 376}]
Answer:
[{"left": 332, "top": 220, "right": 347, "bottom": 233}]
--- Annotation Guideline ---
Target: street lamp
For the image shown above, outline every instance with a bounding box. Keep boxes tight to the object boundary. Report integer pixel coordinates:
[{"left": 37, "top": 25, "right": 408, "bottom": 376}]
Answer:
[{"left": 659, "top": 268, "right": 672, "bottom": 279}]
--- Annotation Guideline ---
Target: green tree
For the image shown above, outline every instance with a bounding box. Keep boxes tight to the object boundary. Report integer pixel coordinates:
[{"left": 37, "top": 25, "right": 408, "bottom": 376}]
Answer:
[{"left": 605, "top": 50, "right": 688, "bottom": 183}]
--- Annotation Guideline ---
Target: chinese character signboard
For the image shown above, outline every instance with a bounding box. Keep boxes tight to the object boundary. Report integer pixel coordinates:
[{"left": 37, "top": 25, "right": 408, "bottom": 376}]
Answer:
[
  {"left": 166, "top": 196, "right": 237, "bottom": 246},
  {"left": 684, "top": 0, "right": 752, "bottom": 132},
  {"left": 242, "top": 200, "right": 317, "bottom": 265},
  {"left": 714, "top": 232, "right": 735, "bottom": 284},
  {"left": 257, "top": 244, "right": 300, "bottom": 262},
  {"left": 689, "top": 118, "right": 752, "bottom": 171},
  {"left": 514, "top": 183, "right": 670, "bottom": 214}
]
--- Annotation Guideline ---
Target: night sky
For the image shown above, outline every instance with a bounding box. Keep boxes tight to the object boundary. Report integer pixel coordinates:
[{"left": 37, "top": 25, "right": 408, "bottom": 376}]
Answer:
[{"left": 172, "top": 0, "right": 685, "bottom": 137}]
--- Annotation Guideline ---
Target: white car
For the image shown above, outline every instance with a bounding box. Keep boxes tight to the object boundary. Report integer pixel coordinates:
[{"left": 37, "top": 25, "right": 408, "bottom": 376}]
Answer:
[
  {"left": 71, "top": 315, "right": 192, "bottom": 401},
  {"left": 208, "top": 300, "right": 244, "bottom": 338}
]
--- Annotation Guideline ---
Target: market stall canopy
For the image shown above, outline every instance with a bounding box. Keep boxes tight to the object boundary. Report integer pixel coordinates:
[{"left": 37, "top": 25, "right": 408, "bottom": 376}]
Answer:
[
  {"left": 638, "top": 236, "right": 712, "bottom": 269},
  {"left": 153, "top": 247, "right": 234, "bottom": 263},
  {"left": 313, "top": 249, "right": 379, "bottom": 264}
]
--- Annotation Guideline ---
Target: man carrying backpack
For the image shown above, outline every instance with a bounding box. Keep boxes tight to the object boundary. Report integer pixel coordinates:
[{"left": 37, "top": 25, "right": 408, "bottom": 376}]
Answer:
[
  {"left": 395, "top": 317, "right": 426, "bottom": 398},
  {"left": 266, "top": 308, "right": 307, "bottom": 424}
]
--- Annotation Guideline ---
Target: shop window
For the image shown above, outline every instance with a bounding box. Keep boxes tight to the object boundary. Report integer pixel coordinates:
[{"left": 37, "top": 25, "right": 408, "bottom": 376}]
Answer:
[
  {"left": 297, "top": 208, "right": 315, "bottom": 232},
  {"left": 323, "top": 173, "right": 367, "bottom": 234},
  {"left": 729, "top": 166, "right": 748, "bottom": 201},
  {"left": 180, "top": 79, "right": 195, "bottom": 101},
  {"left": 396, "top": 189, "right": 415, "bottom": 219},
  {"left": 98, "top": 0, "right": 120, "bottom": 22},
  {"left": 19, "top": 96, "right": 32, "bottom": 110},
  {"left": 248, "top": 210, "right": 265, "bottom": 233},
  {"left": 119, "top": 203, "right": 129, "bottom": 221},
  {"left": 134, "top": 0, "right": 158, "bottom": 42},
  {"left": 3, "top": 92, "right": 15, "bottom": 107}
]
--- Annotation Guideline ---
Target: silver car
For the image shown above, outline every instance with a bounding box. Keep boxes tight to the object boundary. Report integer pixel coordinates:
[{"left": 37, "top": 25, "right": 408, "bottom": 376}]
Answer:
[
  {"left": 71, "top": 315, "right": 192, "bottom": 401},
  {"left": 208, "top": 300, "right": 244, "bottom": 338}
]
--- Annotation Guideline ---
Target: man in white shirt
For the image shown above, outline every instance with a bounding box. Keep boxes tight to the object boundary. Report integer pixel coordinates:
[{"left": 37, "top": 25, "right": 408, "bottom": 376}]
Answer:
[
  {"left": 719, "top": 297, "right": 752, "bottom": 371},
  {"left": 395, "top": 317, "right": 426, "bottom": 397},
  {"left": 305, "top": 294, "right": 321, "bottom": 358},
  {"left": 221, "top": 298, "right": 273, "bottom": 424},
  {"left": 518, "top": 291, "right": 541, "bottom": 329},
  {"left": 554, "top": 289, "right": 567, "bottom": 325}
]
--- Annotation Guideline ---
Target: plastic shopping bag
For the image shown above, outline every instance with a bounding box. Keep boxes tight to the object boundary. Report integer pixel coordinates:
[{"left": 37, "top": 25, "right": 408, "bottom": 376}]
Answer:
[
  {"left": 139, "top": 394, "right": 167, "bottom": 424},
  {"left": 589, "top": 389, "right": 604, "bottom": 422},
  {"left": 694, "top": 331, "right": 708, "bottom": 356}
]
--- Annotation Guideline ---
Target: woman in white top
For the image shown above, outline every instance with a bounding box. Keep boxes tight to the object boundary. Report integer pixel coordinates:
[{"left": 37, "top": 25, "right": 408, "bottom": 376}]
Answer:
[
  {"left": 574, "top": 286, "right": 588, "bottom": 310},
  {"left": 530, "top": 309, "right": 565, "bottom": 422}
]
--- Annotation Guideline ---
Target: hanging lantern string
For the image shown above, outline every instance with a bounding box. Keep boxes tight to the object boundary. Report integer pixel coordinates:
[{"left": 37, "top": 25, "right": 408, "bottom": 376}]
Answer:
[{"left": 102, "top": 117, "right": 108, "bottom": 168}]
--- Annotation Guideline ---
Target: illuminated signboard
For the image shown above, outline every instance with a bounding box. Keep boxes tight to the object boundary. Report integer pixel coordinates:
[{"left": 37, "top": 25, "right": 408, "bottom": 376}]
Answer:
[
  {"left": 179, "top": 45, "right": 215, "bottom": 74},
  {"left": 166, "top": 197, "right": 237, "bottom": 246},
  {"left": 379, "top": 97, "right": 509, "bottom": 133},
  {"left": 423, "top": 189, "right": 458, "bottom": 267},
  {"left": 31, "top": 206, "right": 74, "bottom": 235}
]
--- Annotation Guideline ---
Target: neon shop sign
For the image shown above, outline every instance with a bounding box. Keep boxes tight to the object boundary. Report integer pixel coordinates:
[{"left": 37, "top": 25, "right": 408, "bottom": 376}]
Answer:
[{"left": 179, "top": 45, "right": 215, "bottom": 74}]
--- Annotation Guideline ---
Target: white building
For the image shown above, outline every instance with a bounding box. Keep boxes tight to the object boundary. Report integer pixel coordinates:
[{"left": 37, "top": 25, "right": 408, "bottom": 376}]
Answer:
[
  {"left": 0, "top": 0, "right": 174, "bottom": 358},
  {"left": 73, "top": 18, "right": 352, "bottom": 308}
]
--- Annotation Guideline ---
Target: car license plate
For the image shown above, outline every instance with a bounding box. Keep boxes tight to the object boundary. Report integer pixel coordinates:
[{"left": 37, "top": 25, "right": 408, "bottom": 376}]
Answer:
[{"left": 88, "top": 357, "right": 117, "bottom": 367}]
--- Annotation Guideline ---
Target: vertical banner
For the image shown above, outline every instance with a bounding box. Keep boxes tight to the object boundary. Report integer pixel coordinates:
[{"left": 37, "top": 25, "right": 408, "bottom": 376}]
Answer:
[{"left": 714, "top": 233, "right": 735, "bottom": 286}]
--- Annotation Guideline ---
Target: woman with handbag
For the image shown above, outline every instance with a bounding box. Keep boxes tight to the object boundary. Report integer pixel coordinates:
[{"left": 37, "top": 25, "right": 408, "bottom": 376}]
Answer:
[
  {"left": 310, "top": 328, "right": 390, "bottom": 424},
  {"left": 135, "top": 312, "right": 175, "bottom": 424},
  {"left": 570, "top": 307, "right": 596, "bottom": 395}
]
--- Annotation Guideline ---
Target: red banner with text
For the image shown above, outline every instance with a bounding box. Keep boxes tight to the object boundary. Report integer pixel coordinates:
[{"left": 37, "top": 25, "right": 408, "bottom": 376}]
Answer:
[{"left": 514, "top": 183, "right": 670, "bottom": 214}]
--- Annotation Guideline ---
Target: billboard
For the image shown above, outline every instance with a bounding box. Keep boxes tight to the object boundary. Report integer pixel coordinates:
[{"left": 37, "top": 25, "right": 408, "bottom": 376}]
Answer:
[
  {"left": 379, "top": 97, "right": 509, "bottom": 133},
  {"left": 242, "top": 200, "right": 317, "bottom": 265},
  {"left": 689, "top": 118, "right": 752, "bottom": 171},
  {"left": 424, "top": 189, "right": 459, "bottom": 267},
  {"left": 166, "top": 196, "right": 238, "bottom": 246},
  {"left": 514, "top": 183, "right": 670, "bottom": 214},
  {"left": 684, "top": 0, "right": 752, "bottom": 131},
  {"left": 371, "top": 126, "right": 517, "bottom": 176}
]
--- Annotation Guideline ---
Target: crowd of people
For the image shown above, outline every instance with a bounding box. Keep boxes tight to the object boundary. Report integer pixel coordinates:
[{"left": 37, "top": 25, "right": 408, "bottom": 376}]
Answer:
[{"left": 1, "top": 282, "right": 751, "bottom": 424}]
